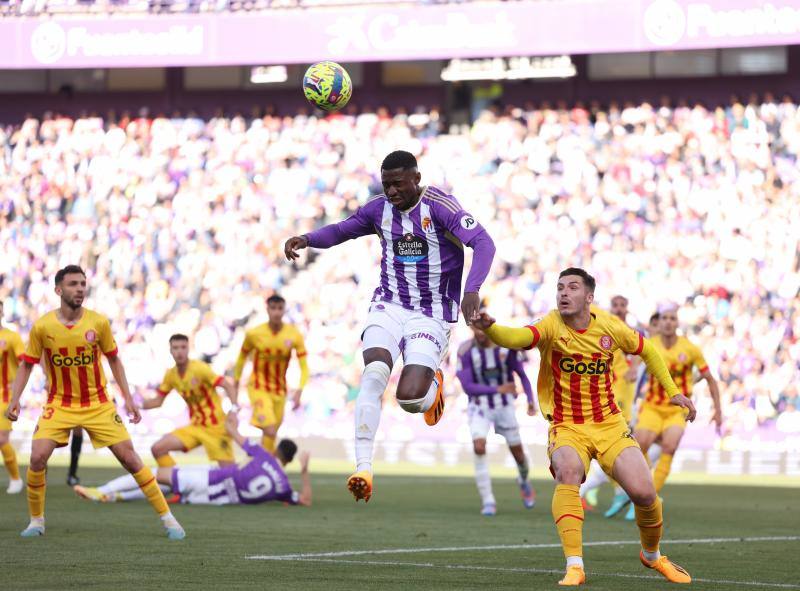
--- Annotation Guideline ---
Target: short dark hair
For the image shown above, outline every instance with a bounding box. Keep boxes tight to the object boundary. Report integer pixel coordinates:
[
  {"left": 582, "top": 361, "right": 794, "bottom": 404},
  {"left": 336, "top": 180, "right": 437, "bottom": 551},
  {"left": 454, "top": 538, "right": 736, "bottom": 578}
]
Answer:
[
  {"left": 276, "top": 439, "right": 298, "bottom": 464},
  {"left": 558, "top": 267, "right": 596, "bottom": 292},
  {"left": 266, "top": 294, "right": 285, "bottom": 306},
  {"left": 169, "top": 334, "right": 189, "bottom": 344},
  {"left": 381, "top": 150, "right": 417, "bottom": 171},
  {"left": 649, "top": 312, "right": 661, "bottom": 324},
  {"left": 54, "top": 265, "right": 86, "bottom": 286}
]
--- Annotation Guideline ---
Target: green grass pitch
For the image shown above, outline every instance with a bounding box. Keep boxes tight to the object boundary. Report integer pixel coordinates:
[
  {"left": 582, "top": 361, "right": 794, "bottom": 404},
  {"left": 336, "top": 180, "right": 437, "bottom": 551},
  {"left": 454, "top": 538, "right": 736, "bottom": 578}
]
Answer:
[{"left": 3, "top": 467, "right": 798, "bottom": 590}]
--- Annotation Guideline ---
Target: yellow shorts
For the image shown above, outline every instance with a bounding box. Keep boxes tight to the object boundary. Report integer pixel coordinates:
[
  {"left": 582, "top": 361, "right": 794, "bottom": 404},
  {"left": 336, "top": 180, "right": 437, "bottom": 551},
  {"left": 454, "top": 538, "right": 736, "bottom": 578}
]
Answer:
[
  {"left": 34, "top": 403, "right": 130, "bottom": 449},
  {"left": 636, "top": 402, "right": 687, "bottom": 435},
  {"left": 248, "top": 389, "right": 286, "bottom": 429},
  {"left": 613, "top": 381, "right": 636, "bottom": 423},
  {"left": 547, "top": 413, "right": 640, "bottom": 479},
  {"left": 172, "top": 425, "right": 234, "bottom": 463},
  {"left": 0, "top": 400, "right": 12, "bottom": 431}
]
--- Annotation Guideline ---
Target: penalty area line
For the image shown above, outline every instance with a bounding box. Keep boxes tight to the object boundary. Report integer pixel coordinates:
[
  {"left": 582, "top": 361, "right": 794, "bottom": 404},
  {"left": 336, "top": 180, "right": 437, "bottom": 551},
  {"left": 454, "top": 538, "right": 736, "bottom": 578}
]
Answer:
[
  {"left": 267, "top": 558, "right": 800, "bottom": 589},
  {"left": 245, "top": 535, "right": 800, "bottom": 561}
]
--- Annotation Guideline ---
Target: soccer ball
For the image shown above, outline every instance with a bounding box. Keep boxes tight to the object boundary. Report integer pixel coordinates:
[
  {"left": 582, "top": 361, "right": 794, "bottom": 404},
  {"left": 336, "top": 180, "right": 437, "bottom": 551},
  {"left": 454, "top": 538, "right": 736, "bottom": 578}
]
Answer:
[{"left": 302, "top": 61, "right": 352, "bottom": 112}]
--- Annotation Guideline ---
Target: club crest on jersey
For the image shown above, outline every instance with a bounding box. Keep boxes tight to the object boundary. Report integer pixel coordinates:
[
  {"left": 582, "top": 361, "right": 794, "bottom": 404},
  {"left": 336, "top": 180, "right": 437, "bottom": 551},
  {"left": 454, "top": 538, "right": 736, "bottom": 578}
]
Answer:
[
  {"left": 394, "top": 233, "right": 428, "bottom": 263},
  {"left": 284, "top": 340, "right": 293, "bottom": 348},
  {"left": 599, "top": 335, "right": 613, "bottom": 350},
  {"left": 0, "top": 340, "right": 6, "bottom": 349},
  {"left": 422, "top": 217, "right": 433, "bottom": 233},
  {"left": 85, "top": 330, "right": 97, "bottom": 343},
  {"left": 191, "top": 378, "right": 199, "bottom": 386},
  {"left": 679, "top": 353, "right": 688, "bottom": 362}
]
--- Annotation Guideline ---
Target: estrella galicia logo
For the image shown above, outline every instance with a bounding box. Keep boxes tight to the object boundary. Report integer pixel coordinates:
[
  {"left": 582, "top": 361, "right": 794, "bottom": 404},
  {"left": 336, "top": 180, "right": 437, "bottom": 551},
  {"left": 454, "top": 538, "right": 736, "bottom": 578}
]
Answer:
[
  {"left": 113, "top": 413, "right": 123, "bottom": 425},
  {"left": 394, "top": 233, "right": 428, "bottom": 263}
]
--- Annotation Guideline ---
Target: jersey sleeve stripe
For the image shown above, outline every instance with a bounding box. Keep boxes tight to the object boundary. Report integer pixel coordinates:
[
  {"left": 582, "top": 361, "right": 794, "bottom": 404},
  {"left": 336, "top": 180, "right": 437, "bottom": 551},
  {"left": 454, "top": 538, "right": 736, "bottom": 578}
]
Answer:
[
  {"left": 698, "top": 365, "right": 709, "bottom": 374},
  {"left": 20, "top": 353, "right": 39, "bottom": 364},
  {"left": 524, "top": 326, "right": 540, "bottom": 350},
  {"left": 104, "top": 347, "right": 119, "bottom": 358},
  {"left": 296, "top": 351, "right": 307, "bottom": 358},
  {"left": 633, "top": 333, "right": 644, "bottom": 355},
  {"left": 213, "top": 376, "right": 224, "bottom": 387}
]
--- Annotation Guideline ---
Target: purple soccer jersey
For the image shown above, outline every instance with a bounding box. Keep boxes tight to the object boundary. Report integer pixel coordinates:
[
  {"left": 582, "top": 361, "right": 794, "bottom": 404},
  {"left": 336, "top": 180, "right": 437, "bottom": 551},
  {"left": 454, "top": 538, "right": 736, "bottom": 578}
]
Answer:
[
  {"left": 305, "top": 186, "right": 495, "bottom": 322},
  {"left": 456, "top": 340, "right": 534, "bottom": 408},
  {"left": 206, "top": 441, "right": 298, "bottom": 505}
]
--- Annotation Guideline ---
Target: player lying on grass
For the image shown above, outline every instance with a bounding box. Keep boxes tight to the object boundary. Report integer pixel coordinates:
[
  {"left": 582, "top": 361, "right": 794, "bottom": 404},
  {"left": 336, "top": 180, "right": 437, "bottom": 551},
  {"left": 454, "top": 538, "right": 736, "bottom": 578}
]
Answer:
[
  {"left": 76, "top": 412, "right": 311, "bottom": 507},
  {"left": 472, "top": 267, "right": 695, "bottom": 586}
]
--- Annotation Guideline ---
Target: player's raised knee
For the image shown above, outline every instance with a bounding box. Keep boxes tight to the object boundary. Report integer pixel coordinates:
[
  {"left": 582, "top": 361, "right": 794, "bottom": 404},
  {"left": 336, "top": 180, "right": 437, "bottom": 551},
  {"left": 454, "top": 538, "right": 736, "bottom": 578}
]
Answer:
[{"left": 473, "top": 439, "right": 487, "bottom": 455}]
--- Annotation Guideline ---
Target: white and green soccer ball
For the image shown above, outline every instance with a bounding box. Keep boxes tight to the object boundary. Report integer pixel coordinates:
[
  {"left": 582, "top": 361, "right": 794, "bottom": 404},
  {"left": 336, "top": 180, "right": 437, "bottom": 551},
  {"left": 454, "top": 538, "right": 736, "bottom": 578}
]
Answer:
[{"left": 302, "top": 61, "right": 352, "bottom": 112}]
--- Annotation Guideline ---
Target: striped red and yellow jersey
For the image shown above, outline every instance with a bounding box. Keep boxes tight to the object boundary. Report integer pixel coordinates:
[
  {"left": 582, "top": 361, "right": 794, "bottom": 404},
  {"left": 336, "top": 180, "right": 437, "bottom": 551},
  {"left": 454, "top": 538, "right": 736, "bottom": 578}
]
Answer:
[
  {"left": 21, "top": 309, "right": 118, "bottom": 409},
  {"left": 525, "top": 309, "right": 644, "bottom": 425},
  {"left": 157, "top": 360, "right": 226, "bottom": 429},
  {"left": 646, "top": 335, "right": 708, "bottom": 406},
  {"left": 1, "top": 327, "right": 25, "bottom": 403},
  {"left": 234, "top": 323, "right": 307, "bottom": 396}
]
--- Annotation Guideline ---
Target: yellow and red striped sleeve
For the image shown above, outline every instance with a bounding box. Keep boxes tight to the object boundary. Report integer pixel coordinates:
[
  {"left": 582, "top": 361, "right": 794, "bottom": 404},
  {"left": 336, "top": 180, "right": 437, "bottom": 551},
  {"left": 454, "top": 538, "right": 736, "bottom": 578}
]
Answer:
[{"left": 21, "top": 322, "right": 42, "bottom": 364}]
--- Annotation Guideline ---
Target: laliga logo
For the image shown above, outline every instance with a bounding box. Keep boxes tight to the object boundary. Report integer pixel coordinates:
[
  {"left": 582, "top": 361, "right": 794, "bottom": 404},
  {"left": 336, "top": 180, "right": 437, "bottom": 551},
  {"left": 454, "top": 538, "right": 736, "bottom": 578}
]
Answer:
[
  {"left": 31, "top": 21, "right": 67, "bottom": 65},
  {"left": 643, "top": 0, "right": 687, "bottom": 47}
]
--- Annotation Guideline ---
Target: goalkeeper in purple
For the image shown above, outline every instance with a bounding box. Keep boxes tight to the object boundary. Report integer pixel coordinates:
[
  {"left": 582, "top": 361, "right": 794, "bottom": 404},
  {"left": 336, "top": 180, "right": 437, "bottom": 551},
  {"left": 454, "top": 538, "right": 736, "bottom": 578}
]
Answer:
[{"left": 284, "top": 150, "right": 496, "bottom": 502}]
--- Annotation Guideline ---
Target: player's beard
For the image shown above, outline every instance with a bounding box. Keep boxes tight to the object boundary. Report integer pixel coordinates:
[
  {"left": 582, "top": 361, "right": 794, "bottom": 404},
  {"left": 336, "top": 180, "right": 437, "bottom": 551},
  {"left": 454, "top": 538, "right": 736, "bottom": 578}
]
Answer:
[{"left": 64, "top": 296, "right": 83, "bottom": 310}]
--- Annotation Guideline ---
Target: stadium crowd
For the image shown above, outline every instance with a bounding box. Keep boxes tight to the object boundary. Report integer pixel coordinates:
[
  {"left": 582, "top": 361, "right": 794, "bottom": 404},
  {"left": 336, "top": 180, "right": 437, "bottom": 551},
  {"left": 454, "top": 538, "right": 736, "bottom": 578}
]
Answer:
[{"left": 1, "top": 95, "right": 798, "bottom": 444}]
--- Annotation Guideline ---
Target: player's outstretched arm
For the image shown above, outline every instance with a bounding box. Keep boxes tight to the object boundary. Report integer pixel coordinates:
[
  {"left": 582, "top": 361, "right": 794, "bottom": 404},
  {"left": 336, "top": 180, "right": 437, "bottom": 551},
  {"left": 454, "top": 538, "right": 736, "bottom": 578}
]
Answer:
[
  {"left": 638, "top": 340, "right": 697, "bottom": 421},
  {"left": 701, "top": 369, "right": 723, "bottom": 433},
  {"left": 4, "top": 361, "right": 34, "bottom": 422},
  {"left": 225, "top": 411, "right": 248, "bottom": 450},
  {"left": 107, "top": 355, "right": 141, "bottom": 424},
  {"left": 297, "top": 451, "right": 312, "bottom": 507},
  {"left": 284, "top": 205, "right": 375, "bottom": 261},
  {"left": 219, "top": 376, "right": 239, "bottom": 407},
  {"left": 473, "top": 312, "right": 536, "bottom": 350},
  {"left": 140, "top": 391, "right": 166, "bottom": 410},
  {"left": 461, "top": 232, "right": 496, "bottom": 324}
]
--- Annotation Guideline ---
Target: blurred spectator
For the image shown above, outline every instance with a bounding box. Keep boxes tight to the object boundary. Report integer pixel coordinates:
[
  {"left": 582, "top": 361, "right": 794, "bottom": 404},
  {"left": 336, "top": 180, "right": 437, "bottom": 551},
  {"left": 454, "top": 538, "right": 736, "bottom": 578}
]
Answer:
[{"left": 0, "top": 95, "right": 798, "bottom": 447}]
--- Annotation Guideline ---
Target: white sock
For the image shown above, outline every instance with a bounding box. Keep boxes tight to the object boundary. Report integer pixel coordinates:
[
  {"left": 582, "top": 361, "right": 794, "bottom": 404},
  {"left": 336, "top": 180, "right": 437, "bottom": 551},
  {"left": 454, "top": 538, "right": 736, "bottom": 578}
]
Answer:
[
  {"left": 354, "top": 361, "right": 390, "bottom": 473},
  {"left": 642, "top": 549, "right": 661, "bottom": 562},
  {"left": 473, "top": 454, "right": 495, "bottom": 505},
  {"left": 580, "top": 462, "right": 608, "bottom": 496},
  {"left": 420, "top": 371, "right": 440, "bottom": 412},
  {"left": 566, "top": 556, "right": 584, "bottom": 569},
  {"left": 99, "top": 473, "right": 139, "bottom": 495},
  {"left": 397, "top": 371, "right": 440, "bottom": 414},
  {"left": 160, "top": 511, "right": 181, "bottom": 528}
]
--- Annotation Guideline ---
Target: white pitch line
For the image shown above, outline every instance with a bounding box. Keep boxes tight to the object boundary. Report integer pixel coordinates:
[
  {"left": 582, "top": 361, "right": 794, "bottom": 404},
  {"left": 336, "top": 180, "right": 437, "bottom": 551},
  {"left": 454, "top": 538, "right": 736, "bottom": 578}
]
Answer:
[
  {"left": 280, "top": 558, "right": 800, "bottom": 589},
  {"left": 246, "top": 535, "right": 800, "bottom": 561}
]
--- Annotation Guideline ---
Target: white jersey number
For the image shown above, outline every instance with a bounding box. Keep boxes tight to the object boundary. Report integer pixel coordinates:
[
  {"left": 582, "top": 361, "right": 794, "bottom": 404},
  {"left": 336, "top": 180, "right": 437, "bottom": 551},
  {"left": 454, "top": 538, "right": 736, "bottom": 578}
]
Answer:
[{"left": 239, "top": 466, "right": 274, "bottom": 500}]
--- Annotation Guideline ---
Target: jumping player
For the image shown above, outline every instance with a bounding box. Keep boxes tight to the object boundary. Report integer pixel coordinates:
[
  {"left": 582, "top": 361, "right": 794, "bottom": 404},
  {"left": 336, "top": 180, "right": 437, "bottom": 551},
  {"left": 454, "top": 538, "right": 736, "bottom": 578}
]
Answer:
[{"left": 284, "top": 150, "right": 495, "bottom": 502}]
